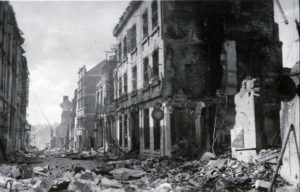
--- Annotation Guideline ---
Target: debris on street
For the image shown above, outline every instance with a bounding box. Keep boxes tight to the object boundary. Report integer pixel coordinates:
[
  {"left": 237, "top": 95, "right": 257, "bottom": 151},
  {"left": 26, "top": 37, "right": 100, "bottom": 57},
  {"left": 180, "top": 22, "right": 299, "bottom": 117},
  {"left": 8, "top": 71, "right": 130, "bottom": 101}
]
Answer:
[{"left": 0, "top": 148, "right": 293, "bottom": 192}]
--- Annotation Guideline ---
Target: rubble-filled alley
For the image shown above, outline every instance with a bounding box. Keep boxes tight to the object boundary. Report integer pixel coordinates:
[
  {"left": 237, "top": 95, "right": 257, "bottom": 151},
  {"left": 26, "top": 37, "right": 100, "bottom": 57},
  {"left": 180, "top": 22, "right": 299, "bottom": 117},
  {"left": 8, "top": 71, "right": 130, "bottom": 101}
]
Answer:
[{"left": 2, "top": 0, "right": 300, "bottom": 191}]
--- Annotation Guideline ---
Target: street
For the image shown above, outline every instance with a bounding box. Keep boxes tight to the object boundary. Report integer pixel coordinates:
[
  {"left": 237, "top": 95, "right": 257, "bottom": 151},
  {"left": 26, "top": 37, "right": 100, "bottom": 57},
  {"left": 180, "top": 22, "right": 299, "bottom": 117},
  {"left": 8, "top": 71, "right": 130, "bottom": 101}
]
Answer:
[
  {"left": 1, "top": 0, "right": 300, "bottom": 191},
  {"left": 0, "top": 149, "right": 297, "bottom": 192}
]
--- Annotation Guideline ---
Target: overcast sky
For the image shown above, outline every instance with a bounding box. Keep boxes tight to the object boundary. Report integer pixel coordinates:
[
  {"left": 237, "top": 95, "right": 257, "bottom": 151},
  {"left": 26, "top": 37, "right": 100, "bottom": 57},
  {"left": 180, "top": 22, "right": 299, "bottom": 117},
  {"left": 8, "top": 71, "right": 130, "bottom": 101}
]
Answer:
[
  {"left": 10, "top": 0, "right": 299, "bottom": 126},
  {"left": 11, "top": 1, "right": 129, "bottom": 125}
]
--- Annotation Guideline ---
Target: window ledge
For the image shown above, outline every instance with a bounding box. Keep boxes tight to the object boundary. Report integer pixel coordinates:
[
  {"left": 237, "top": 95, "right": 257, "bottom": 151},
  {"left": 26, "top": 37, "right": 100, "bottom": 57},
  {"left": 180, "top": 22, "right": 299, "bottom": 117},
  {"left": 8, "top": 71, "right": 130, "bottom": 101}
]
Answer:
[
  {"left": 122, "top": 56, "right": 128, "bottom": 63},
  {"left": 150, "top": 78, "right": 160, "bottom": 87},
  {"left": 130, "top": 47, "right": 137, "bottom": 55},
  {"left": 142, "top": 36, "right": 149, "bottom": 46},
  {"left": 150, "top": 26, "right": 159, "bottom": 37},
  {"left": 121, "top": 94, "right": 128, "bottom": 101},
  {"left": 143, "top": 85, "right": 150, "bottom": 92},
  {"left": 131, "top": 90, "right": 137, "bottom": 97}
]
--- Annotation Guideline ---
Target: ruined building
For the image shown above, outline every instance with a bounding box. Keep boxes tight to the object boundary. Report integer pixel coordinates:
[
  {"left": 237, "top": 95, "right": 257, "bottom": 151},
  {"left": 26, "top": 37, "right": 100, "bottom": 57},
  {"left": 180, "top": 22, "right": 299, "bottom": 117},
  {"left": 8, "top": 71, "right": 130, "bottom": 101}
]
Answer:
[
  {"left": 112, "top": 0, "right": 282, "bottom": 157},
  {"left": 56, "top": 96, "right": 72, "bottom": 150},
  {"left": 74, "top": 63, "right": 104, "bottom": 151},
  {"left": 95, "top": 56, "right": 117, "bottom": 149},
  {"left": 0, "top": 2, "right": 30, "bottom": 160},
  {"left": 69, "top": 89, "right": 77, "bottom": 150}
]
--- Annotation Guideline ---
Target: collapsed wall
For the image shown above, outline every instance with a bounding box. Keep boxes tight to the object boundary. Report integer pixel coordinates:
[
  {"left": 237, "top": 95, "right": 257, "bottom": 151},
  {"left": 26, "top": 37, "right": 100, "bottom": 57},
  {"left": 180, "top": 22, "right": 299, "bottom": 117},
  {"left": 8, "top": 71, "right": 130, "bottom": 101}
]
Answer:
[{"left": 162, "top": 0, "right": 282, "bottom": 154}]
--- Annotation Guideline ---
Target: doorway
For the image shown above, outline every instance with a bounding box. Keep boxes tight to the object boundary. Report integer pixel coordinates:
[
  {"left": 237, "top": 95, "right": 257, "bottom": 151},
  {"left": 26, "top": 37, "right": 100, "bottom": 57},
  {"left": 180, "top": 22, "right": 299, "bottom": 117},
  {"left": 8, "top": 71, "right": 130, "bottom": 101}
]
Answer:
[{"left": 131, "top": 111, "right": 140, "bottom": 151}]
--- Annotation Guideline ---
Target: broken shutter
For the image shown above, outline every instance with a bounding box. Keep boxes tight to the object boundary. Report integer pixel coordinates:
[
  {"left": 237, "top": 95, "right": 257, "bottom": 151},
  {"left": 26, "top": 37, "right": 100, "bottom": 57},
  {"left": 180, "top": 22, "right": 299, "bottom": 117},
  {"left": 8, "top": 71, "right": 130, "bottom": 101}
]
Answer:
[{"left": 127, "top": 29, "right": 131, "bottom": 53}]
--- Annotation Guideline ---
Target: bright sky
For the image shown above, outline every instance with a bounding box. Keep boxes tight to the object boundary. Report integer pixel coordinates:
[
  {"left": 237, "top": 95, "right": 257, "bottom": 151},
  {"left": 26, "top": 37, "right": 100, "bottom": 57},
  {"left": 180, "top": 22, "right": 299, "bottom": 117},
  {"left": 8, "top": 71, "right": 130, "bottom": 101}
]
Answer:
[
  {"left": 11, "top": 1, "right": 129, "bottom": 125},
  {"left": 10, "top": 0, "right": 299, "bottom": 126}
]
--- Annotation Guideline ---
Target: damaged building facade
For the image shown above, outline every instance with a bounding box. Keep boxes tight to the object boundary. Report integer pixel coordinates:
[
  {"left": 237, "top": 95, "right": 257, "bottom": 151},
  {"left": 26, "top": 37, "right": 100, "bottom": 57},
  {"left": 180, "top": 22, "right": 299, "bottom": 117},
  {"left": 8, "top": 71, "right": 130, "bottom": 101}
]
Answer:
[
  {"left": 74, "top": 63, "right": 103, "bottom": 151},
  {"left": 55, "top": 96, "right": 72, "bottom": 150},
  {"left": 0, "top": 2, "right": 30, "bottom": 160},
  {"left": 112, "top": 0, "right": 282, "bottom": 157},
  {"left": 95, "top": 56, "right": 117, "bottom": 149}
]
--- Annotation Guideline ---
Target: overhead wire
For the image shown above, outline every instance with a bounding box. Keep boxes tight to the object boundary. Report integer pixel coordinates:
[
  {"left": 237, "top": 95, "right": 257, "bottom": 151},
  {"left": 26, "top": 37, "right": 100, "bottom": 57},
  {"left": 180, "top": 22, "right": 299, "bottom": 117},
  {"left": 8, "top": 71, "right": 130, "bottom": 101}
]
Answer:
[{"left": 31, "top": 89, "right": 55, "bottom": 134}]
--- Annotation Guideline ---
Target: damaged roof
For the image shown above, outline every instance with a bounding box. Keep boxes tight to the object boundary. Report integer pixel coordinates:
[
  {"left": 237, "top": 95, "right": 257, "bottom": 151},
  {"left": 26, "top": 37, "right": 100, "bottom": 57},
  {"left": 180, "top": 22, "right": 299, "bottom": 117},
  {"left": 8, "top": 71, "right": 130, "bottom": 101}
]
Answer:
[{"left": 113, "top": 0, "right": 142, "bottom": 37}]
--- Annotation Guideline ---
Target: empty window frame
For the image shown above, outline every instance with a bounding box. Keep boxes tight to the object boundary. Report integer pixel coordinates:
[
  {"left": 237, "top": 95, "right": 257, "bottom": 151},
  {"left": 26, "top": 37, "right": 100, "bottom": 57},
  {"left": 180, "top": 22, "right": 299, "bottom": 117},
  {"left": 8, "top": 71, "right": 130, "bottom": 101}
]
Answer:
[
  {"left": 152, "top": 49, "right": 159, "bottom": 77},
  {"left": 118, "top": 43, "right": 122, "bottom": 61},
  {"left": 143, "top": 58, "right": 149, "bottom": 87},
  {"left": 131, "top": 25, "right": 137, "bottom": 51},
  {"left": 124, "top": 114, "right": 128, "bottom": 147},
  {"left": 123, "top": 37, "right": 127, "bottom": 58},
  {"left": 142, "top": 10, "right": 149, "bottom": 38},
  {"left": 118, "top": 77, "right": 122, "bottom": 97},
  {"left": 144, "top": 109, "right": 150, "bottom": 149},
  {"left": 119, "top": 115, "right": 123, "bottom": 146},
  {"left": 123, "top": 73, "right": 128, "bottom": 94},
  {"left": 151, "top": 0, "right": 158, "bottom": 29},
  {"left": 100, "top": 89, "right": 103, "bottom": 105},
  {"left": 132, "top": 66, "right": 137, "bottom": 91}
]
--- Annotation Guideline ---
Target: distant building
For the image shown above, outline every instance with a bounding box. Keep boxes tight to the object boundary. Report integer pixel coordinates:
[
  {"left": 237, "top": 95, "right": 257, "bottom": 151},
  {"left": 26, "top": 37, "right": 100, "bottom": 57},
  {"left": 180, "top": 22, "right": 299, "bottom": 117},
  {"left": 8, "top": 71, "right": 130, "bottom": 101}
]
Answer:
[
  {"left": 74, "top": 62, "right": 104, "bottom": 151},
  {"left": 95, "top": 56, "right": 117, "bottom": 150},
  {"left": 0, "top": 2, "right": 30, "bottom": 160},
  {"left": 56, "top": 96, "right": 72, "bottom": 150},
  {"left": 69, "top": 89, "right": 77, "bottom": 150}
]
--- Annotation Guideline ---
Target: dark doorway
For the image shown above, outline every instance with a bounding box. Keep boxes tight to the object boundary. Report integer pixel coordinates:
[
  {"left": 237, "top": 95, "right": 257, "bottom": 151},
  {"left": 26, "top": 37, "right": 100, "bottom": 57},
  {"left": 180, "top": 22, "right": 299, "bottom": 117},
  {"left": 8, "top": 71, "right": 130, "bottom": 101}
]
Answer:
[
  {"left": 131, "top": 111, "right": 140, "bottom": 151},
  {"left": 119, "top": 115, "right": 123, "bottom": 146},
  {"left": 124, "top": 114, "right": 128, "bottom": 147},
  {"left": 144, "top": 109, "right": 150, "bottom": 149},
  {"left": 170, "top": 109, "right": 196, "bottom": 146},
  {"left": 154, "top": 120, "right": 160, "bottom": 151},
  {"left": 90, "top": 136, "right": 94, "bottom": 148}
]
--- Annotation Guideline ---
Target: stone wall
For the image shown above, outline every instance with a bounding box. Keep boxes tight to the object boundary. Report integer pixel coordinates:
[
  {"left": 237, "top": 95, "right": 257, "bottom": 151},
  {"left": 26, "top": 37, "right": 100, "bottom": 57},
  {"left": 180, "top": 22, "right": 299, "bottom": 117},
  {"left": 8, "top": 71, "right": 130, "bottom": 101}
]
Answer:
[{"left": 162, "top": 0, "right": 282, "bottom": 152}]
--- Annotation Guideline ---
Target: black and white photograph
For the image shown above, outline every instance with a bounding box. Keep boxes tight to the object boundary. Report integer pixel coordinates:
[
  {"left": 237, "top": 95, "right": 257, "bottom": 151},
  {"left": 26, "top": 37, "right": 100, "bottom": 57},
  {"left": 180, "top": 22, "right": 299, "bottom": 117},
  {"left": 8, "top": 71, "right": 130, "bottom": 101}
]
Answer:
[{"left": 0, "top": 0, "right": 299, "bottom": 191}]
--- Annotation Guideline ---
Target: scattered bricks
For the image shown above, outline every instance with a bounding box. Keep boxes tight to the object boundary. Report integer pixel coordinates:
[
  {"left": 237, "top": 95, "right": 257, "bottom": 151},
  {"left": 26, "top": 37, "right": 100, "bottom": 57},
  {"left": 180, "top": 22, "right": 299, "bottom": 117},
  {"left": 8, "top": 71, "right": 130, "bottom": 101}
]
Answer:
[
  {"left": 28, "top": 179, "right": 42, "bottom": 190},
  {"left": 10, "top": 166, "right": 21, "bottom": 179},
  {"left": 174, "top": 173, "right": 190, "bottom": 182},
  {"left": 207, "top": 169, "right": 220, "bottom": 179},
  {"left": 19, "top": 164, "right": 33, "bottom": 179},
  {"left": 101, "top": 177, "right": 123, "bottom": 189},
  {"left": 102, "top": 188, "right": 125, "bottom": 192},
  {"left": 110, "top": 168, "right": 145, "bottom": 181},
  {"left": 72, "top": 165, "right": 85, "bottom": 174},
  {"left": 11, "top": 180, "right": 29, "bottom": 191},
  {"left": 188, "top": 179, "right": 199, "bottom": 187},
  {"left": 68, "top": 178, "right": 101, "bottom": 192},
  {"left": 80, "top": 170, "right": 95, "bottom": 181},
  {"left": 154, "top": 183, "right": 172, "bottom": 192},
  {"left": 200, "top": 152, "right": 216, "bottom": 162},
  {"left": 0, "top": 173, "right": 13, "bottom": 188},
  {"left": 91, "top": 164, "right": 115, "bottom": 175},
  {"left": 255, "top": 180, "right": 271, "bottom": 190},
  {"left": 257, "top": 150, "right": 280, "bottom": 163},
  {"left": 206, "top": 159, "right": 226, "bottom": 170},
  {"left": 49, "top": 179, "right": 70, "bottom": 192}
]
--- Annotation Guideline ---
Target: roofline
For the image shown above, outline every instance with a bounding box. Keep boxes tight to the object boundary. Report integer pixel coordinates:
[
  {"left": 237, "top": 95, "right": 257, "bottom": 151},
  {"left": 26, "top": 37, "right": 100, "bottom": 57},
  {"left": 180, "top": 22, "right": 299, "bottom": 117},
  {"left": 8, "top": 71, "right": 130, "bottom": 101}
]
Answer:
[{"left": 113, "top": 1, "right": 143, "bottom": 37}]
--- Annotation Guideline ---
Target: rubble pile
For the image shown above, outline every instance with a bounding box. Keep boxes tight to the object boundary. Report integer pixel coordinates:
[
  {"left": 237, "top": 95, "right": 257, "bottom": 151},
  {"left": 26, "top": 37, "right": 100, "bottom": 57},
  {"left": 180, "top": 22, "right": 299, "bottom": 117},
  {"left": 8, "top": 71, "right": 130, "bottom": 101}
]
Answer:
[{"left": 0, "top": 149, "right": 293, "bottom": 192}]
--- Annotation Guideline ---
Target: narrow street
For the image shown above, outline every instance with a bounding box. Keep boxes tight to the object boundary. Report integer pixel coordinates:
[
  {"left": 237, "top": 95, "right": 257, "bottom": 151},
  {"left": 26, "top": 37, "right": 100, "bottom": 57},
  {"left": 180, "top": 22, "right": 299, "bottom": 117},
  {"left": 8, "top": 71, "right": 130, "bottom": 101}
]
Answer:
[{"left": 0, "top": 0, "right": 300, "bottom": 191}]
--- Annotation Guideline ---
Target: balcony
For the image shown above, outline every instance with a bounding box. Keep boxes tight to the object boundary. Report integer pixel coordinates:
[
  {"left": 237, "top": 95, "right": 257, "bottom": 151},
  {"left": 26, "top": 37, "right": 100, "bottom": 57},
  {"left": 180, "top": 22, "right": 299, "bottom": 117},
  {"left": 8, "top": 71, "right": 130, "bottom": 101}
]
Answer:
[
  {"left": 120, "top": 93, "right": 128, "bottom": 102},
  {"left": 143, "top": 81, "right": 150, "bottom": 92},
  {"left": 150, "top": 76, "right": 160, "bottom": 87},
  {"left": 131, "top": 90, "right": 137, "bottom": 97}
]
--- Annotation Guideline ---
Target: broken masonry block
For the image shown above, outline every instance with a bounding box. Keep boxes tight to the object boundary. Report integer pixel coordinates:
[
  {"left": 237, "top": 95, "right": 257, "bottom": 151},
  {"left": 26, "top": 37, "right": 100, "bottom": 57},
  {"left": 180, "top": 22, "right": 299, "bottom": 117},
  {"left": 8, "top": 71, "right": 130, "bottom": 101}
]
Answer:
[
  {"left": 231, "top": 77, "right": 261, "bottom": 163},
  {"left": 255, "top": 180, "right": 271, "bottom": 190}
]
